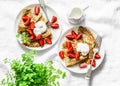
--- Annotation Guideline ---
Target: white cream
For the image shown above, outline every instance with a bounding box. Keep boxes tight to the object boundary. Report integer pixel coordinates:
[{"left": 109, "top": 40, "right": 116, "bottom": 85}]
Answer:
[
  {"left": 33, "top": 21, "right": 47, "bottom": 36},
  {"left": 76, "top": 43, "right": 90, "bottom": 56}
]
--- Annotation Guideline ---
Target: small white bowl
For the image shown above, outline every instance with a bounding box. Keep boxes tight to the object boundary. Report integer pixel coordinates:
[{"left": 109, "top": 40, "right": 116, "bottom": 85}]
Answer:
[{"left": 68, "top": 7, "right": 84, "bottom": 24}]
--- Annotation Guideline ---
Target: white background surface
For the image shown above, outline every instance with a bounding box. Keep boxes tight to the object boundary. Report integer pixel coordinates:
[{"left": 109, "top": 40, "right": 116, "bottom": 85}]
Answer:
[{"left": 0, "top": 0, "right": 120, "bottom": 86}]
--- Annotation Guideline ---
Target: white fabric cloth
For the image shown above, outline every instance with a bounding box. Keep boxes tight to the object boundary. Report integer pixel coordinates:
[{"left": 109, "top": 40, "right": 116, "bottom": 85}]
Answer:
[{"left": 0, "top": 0, "right": 120, "bottom": 86}]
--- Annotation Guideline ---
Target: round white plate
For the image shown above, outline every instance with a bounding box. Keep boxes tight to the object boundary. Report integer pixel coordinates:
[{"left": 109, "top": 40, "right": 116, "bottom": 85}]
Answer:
[
  {"left": 58, "top": 26, "right": 105, "bottom": 74},
  {"left": 15, "top": 4, "right": 62, "bottom": 50}
]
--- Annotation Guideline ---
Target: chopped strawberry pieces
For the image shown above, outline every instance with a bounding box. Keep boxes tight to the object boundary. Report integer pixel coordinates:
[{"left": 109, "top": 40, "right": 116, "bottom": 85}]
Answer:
[
  {"left": 71, "top": 30, "right": 77, "bottom": 39},
  {"left": 90, "top": 59, "right": 96, "bottom": 67},
  {"left": 95, "top": 53, "right": 101, "bottom": 59},
  {"left": 39, "top": 39, "right": 44, "bottom": 46},
  {"left": 76, "top": 33, "right": 82, "bottom": 40},
  {"left": 51, "top": 23, "right": 59, "bottom": 29},
  {"left": 67, "top": 47, "right": 73, "bottom": 53},
  {"left": 59, "top": 51, "right": 64, "bottom": 60},
  {"left": 24, "top": 17, "right": 31, "bottom": 26},
  {"left": 66, "top": 42, "right": 72, "bottom": 49},
  {"left": 27, "top": 29, "right": 34, "bottom": 35},
  {"left": 51, "top": 16, "right": 57, "bottom": 23},
  {"left": 44, "top": 38, "right": 52, "bottom": 44},
  {"left": 68, "top": 53, "right": 75, "bottom": 58},
  {"left": 66, "top": 34, "right": 75, "bottom": 40},
  {"left": 75, "top": 52, "right": 80, "bottom": 60},
  {"left": 29, "top": 22, "right": 35, "bottom": 30},
  {"left": 22, "top": 16, "right": 29, "bottom": 22},
  {"left": 35, "top": 34, "right": 42, "bottom": 40},
  {"left": 34, "top": 5, "right": 40, "bottom": 15}
]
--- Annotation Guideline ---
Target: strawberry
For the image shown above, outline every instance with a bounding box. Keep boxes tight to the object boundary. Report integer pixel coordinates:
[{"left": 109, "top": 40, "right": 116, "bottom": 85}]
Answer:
[
  {"left": 79, "top": 63, "right": 87, "bottom": 68},
  {"left": 51, "top": 16, "right": 57, "bottom": 23},
  {"left": 27, "top": 29, "right": 34, "bottom": 35},
  {"left": 90, "top": 59, "right": 96, "bottom": 67},
  {"left": 35, "top": 34, "right": 42, "bottom": 40},
  {"left": 24, "top": 17, "right": 31, "bottom": 26},
  {"left": 44, "top": 38, "right": 52, "bottom": 44},
  {"left": 68, "top": 53, "right": 75, "bottom": 58},
  {"left": 66, "top": 42, "right": 72, "bottom": 49},
  {"left": 59, "top": 51, "right": 64, "bottom": 59},
  {"left": 95, "top": 53, "right": 101, "bottom": 59},
  {"left": 66, "top": 34, "right": 75, "bottom": 40},
  {"left": 22, "top": 16, "right": 29, "bottom": 22},
  {"left": 71, "top": 30, "right": 77, "bottom": 39},
  {"left": 30, "top": 35, "right": 35, "bottom": 40},
  {"left": 76, "top": 33, "right": 82, "bottom": 40},
  {"left": 51, "top": 23, "right": 59, "bottom": 29},
  {"left": 67, "top": 47, "right": 73, "bottom": 53},
  {"left": 29, "top": 22, "right": 35, "bottom": 30},
  {"left": 34, "top": 5, "right": 40, "bottom": 15},
  {"left": 39, "top": 39, "right": 44, "bottom": 46},
  {"left": 75, "top": 52, "right": 80, "bottom": 60}
]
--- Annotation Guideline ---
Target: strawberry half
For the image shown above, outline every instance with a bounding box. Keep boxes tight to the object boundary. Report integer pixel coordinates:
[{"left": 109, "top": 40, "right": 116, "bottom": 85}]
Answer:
[
  {"left": 68, "top": 53, "right": 75, "bottom": 58},
  {"left": 90, "top": 59, "right": 96, "bottom": 67},
  {"left": 34, "top": 5, "right": 40, "bottom": 15},
  {"left": 44, "top": 38, "right": 52, "bottom": 44},
  {"left": 95, "top": 53, "right": 101, "bottom": 59},
  {"left": 29, "top": 22, "right": 35, "bottom": 30},
  {"left": 59, "top": 51, "right": 64, "bottom": 60},
  {"left": 51, "top": 23, "right": 59, "bottom": 29},
  {"left": 36, "top": 34, "right": 42, "bottom": 40},
  {"left": 67, "top": 47, "right": 73, "bottom": 53},
  {"left": 66, "top": 34, "right": 75, "bottom": 40},
  {"left": 66, "top": 42, "right": 72, "bottom": 49},
  {"left": 51, "top": 16, "right": 57, "bottom": 23},
  {"left": 75, "top": 52, "right": 80, "bottom": 60},
  {"left": 27, "top": 29, "right": 34, "bottom": 35},
  {"left": 24, "top": 17, "right": 31, "bottom": 26},
  {"left": 22, "top": 16, "right": 29, "bottom": 22},
  {"left": 80, "top": 63, "right": 87, "bottom": 68},
  {"left": 76, "top": 33, "right": 82, "bottom": 40},
  {"left": 71, "top": 30, "right": 77, "bottom": 39},
  {"left": 39, "top": 39, "right": 44, "bottom": 46}
]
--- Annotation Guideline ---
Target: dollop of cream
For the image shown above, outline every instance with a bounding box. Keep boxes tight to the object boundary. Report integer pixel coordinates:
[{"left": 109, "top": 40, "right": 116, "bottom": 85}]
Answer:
[
  {"left": 76, "top": 43, "right": 90, "bottom": 56},
  {"left": 33, "top": 21, "right": 47, "bottom": 36}
]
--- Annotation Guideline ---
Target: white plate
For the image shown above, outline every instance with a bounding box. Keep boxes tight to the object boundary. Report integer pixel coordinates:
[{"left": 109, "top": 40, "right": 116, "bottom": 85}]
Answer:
[
  {"left": 58, "top": 26, "right": 105, "bottom": 74},
  {"left": 15, "top": 4, "right": 62, "bottom": 50}
]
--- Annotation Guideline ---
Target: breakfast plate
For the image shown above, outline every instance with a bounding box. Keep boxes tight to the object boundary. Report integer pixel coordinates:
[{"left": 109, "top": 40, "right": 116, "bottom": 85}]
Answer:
[
  {"left": 58, "top": 26, "right": 105, "bottom": 73},
  {"left": 15, "top": 4, "right": 62, "bottom": 50}
]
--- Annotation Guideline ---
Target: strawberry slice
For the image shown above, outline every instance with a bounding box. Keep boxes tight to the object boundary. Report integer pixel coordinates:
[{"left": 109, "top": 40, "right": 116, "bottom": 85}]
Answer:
[
  {"left": 90, "top": 59, "right": 96, "bottom": 67},
  {"left": 29, "top": 22, "right": 35, "bottom": 30},
  {"left": 76, "top": 33, "right": 82, "bottom": 40},
  {"left": 75, "top": 52, "right": 80, "bottom": 60},
  {"left": 68, "top": 53, "right": 75, "bottom": 58},
  {"left": 24, "top": 17, "right": 31, "bottom": 26},
  {"left": 22, "top": 16, "right": 28, "bottom": 21},
  {"left": 59, "top": 51, "right": 64, "bottom": 60},
  {"left": 30, "top": 35, "right": 35, "bottom": 40},
  {"left": 39, "top": 39, "right": 44, "bottom": 46},
  {"left": 51, "top": 16, "right": 57, "bottom": 23},
  {"left": 34, "top": 5, "right": 40, "bottom": 15},
  {"left": 80, "top": 63, "right": 87, "bottom": 68},
  {"left": 36, "top": 34, "right": 42, "bottom": 40},
  {"left": 66, "top": 34, "right": 75, "bottom": 40},
  {"left": 66, "top": 42, "right": 72, "bottom": 49},
  {"left": 95, "top": 53, "right": 101, "bottom": 59},
  {"left": 44, "top": 38, "right": 52, "bottom": 44},
  {"left": 71, "top": 30, "right": 77, "bottom": 39},
  {"left": 51, "top": 23, "right": 59, "bottom": 29},
  {"left": 67, "top": 47, "right": 73, "bottom": 53},
  {"left": 27, "top": 29, "right": 34, "bottom": 35}
]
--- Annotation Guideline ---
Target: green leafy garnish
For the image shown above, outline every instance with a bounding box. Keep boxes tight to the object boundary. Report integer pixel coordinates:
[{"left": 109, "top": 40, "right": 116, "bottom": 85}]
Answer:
[
  {"left": 16, "top": 32, "right": 31, "bottom": 43},
  {"left": 0, "top": 50, "right": 66, "bottom": 86}
]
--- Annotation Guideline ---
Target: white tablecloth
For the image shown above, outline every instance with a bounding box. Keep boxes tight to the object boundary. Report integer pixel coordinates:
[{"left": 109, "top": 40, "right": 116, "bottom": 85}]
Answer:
[{"left": 0, "top": 0, "right": 120, "bottom": 86}]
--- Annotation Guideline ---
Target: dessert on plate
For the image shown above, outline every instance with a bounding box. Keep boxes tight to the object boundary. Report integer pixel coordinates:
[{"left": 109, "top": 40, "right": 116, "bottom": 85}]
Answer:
[{"left": 59, "top": 26, "right": 101, "bottom": 68}]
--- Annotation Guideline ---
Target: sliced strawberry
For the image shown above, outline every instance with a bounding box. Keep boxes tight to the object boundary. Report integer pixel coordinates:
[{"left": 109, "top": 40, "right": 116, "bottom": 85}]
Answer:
[
  {"left": 75, "top": 52, "right": 80, "bottom": 60},
  {"left": 59, "top": 51, "right": 64, "bottom": 60},
  {"left": 34, "top": 5, "right": 40, "bottom": 15},
  {"left": 66, "top": 34, "right": 75, "bottom": 40},
  {"left": 39, "top": 39, "right": 44, "bottom": 46},
  {"left": 90, "top": 59, "right": 96, "bottom": 67},
  {"left": 51, "top": 16, "right": 57, "bottom": 23},
  {"left": 71, "top": 30, "right": 77, "bottom": 39},
  {"left": 24, "top": 17, "right": 31, "bottom": 26},
  {"left": 27, "top": 29, "right": 34, "bottom": 35},
  {"left": 80, "top": 63, "right": 87, "bottom": 68},
  {"left": 68, "top": 53, "right": 75, "bottom": 58},
  {"left": 35, "top": 34, "right": 42, "bottom": 40},
  {"left": 44, "top": 38, "right": 52, "bottom": 44},
  {"left": 22, "top": 16, "right": 29, "bottom": 22},
  {"left": 30, "top": 35, "right": 35, "bottom": 40},
  {"left": 76, "top": 33, "right": 82, "bottom": 40},
  {"left": 67, "top": 47, "right": 73, "bottom": 53},
  {"left": 51, "top": 23, "right": 59, "bottom": 29},
  {"left": 66, "top": 42, "right": 72, "bottom": 49},
  {"left": 29, "top": 22, "right": 35, "bottom": 30},
  {"left": 95, "top": 53, "right": 101, "bottom": 59}
]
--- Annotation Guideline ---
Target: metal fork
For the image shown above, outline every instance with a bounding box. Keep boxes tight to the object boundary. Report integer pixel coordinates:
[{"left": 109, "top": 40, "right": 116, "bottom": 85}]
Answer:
[{"left": 85, "top": 34, "right": 102, "bottom": 79}]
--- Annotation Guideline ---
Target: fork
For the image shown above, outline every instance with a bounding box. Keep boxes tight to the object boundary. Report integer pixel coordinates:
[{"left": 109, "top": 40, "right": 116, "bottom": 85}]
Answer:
[{"left": 85, "top": 34, "right": 102, "bottom": 79}]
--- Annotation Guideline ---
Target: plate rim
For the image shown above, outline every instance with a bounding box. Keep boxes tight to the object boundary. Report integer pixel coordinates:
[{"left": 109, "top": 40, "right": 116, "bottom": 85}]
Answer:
[
  {"left": 57, "top": 26, "right": 105, "bottom": 74},
  {"left": 15, "top": 4, "right": 62, "bottom": 51}
]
